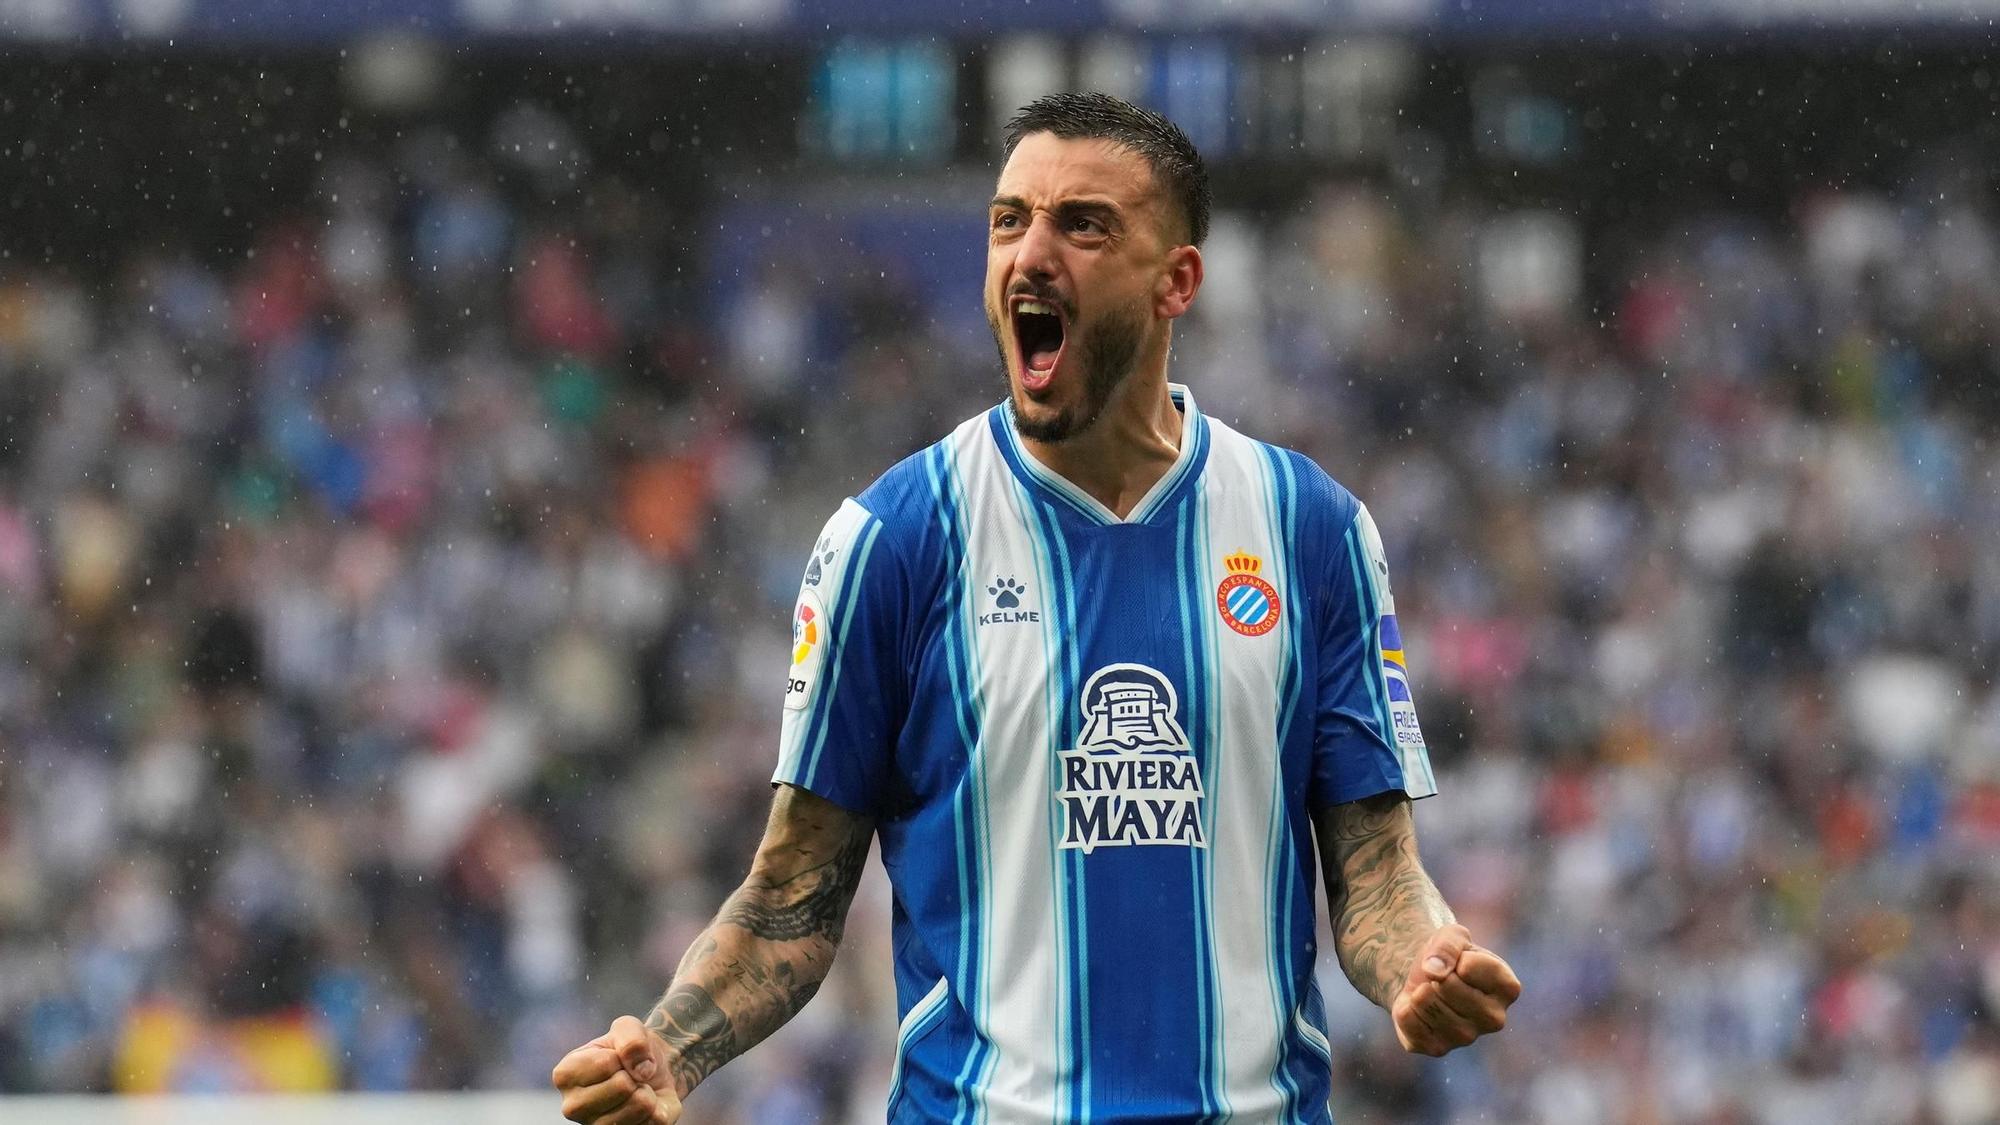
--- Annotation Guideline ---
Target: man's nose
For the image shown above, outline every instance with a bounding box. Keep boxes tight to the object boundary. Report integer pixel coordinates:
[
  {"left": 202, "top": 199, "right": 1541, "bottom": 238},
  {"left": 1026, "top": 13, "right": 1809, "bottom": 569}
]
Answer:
[{"left": 1014, "top": 213, "right": 1062, "bottom": 285}]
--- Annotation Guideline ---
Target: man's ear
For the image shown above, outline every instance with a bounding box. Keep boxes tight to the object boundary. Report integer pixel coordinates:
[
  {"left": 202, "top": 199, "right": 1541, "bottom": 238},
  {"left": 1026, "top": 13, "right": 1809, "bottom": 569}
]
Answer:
[{"left": 1157, "top": 244, "right": 1203, "bottom": 320}]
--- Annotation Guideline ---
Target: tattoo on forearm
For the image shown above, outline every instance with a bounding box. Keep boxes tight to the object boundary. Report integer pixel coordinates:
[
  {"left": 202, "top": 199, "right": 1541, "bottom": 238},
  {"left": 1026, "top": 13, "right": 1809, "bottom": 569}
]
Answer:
[
  {"left": 644, "top": 985, "right": 740, "bottom": 1094},
  {"left": 720, "top": 825, "right": 871, "bottom": 942},
  {"left": 1325, "top": 794, "right": 1454, "bottom": 1009},
  {"left": 640, "top": 792, "right": 873, "bottom": 1098}
]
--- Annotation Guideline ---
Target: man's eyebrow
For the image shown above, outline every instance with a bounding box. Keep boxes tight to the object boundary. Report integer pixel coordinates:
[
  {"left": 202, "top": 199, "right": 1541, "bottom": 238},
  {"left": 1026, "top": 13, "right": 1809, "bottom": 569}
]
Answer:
[
  {"left": 988, "top": 195, "right": 1125, "bottom": 214},
  {"left": 1054, "top": 200, "right": 1121, "bottom": 223}
]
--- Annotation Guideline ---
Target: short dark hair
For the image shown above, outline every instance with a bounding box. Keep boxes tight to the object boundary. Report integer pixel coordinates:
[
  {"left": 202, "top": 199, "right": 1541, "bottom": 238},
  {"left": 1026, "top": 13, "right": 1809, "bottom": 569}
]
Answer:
[{"left": 1001, "top": 92, "right": 1211, "bottom": 248}]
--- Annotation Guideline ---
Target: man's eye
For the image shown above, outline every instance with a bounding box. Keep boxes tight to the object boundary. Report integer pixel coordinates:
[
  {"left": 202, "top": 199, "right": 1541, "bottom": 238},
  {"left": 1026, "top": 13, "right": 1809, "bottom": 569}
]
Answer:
[
  {"left": 1070, "top": 216, "right": 1100, "bottom": 233},
  {"left": 994, "top": 213, "right": 1020, "bottom": 229}
]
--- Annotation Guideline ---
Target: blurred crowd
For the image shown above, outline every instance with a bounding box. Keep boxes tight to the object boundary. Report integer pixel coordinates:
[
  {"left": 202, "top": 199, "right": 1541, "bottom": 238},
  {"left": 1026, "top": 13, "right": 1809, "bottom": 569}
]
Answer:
[{"left": 0, "top": 99, "right": 1997, "bottom": 1125}]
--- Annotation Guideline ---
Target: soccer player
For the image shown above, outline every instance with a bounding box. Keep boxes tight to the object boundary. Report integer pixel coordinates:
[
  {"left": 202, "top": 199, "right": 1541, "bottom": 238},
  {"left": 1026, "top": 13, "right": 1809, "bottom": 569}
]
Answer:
[{"left": 554, "top": 92, "right": 1521, "bottom": 1124}]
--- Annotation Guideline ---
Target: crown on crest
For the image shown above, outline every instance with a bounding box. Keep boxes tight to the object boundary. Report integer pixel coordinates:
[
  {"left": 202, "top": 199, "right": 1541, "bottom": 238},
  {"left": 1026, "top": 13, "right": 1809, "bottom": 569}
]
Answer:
[{"left": 1224, "top": 551, "right": 1262, "bottom": 575}]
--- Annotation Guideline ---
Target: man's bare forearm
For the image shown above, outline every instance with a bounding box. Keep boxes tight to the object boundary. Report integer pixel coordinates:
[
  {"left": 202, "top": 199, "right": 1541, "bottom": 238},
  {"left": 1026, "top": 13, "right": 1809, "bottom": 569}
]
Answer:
[
  {"left": 1317, "top": 792, "right": 1454, "bottom": 1009},
  {"left": 642, "top": 786, "right": 872, "bottom": 1097}
]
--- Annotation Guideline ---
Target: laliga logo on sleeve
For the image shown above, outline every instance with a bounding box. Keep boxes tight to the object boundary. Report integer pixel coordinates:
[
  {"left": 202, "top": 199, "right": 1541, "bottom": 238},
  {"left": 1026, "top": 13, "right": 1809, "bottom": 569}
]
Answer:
[
  {"left": 785, "top": 587, "right": 828, "bottom": 710},
  {"left": 1216, "top": 551, "right": 1280, "bottom": 637}
]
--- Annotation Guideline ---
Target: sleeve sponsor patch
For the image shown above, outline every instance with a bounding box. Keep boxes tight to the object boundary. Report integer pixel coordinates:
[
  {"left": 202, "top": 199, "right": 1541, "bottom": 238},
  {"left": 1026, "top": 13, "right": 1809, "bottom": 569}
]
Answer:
[
  {"left": 1365, "top": 502, "right": 1427, "bottom": 757},
  {"left": 785, "top": 585, "right": 829, "bottom": 711},
  {"left": 1380, "top": 612, "right": 1426, "bottom": 754}
]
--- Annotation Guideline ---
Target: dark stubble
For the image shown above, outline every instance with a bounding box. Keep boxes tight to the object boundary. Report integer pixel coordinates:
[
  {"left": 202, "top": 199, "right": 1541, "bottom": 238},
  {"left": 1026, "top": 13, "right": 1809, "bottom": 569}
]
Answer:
[{"left": 990, "top": 295, "right": 1148, "bottom": 444}]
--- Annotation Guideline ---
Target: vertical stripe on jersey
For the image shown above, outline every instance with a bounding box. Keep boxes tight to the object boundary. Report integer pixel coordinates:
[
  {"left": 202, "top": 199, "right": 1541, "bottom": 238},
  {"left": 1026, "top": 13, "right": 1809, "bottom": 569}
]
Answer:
[
  {"left": 888, "top": 976, "right": 952, "bottom": 1117},
  {"left": 1050, "top": 513, "right": 1092, "bottom": 1120},
  {"left": 959, "top": 425, "right": 1067, "bottom": 1124},
  {"left": 931, "top": 441, "right": 996, "bottom": 1125},
  {"left": 1195, "top": 483, "right": 1234, "bottom": 1120},
  {"left": 1172, "top": 495, "right": 1222, "bottom": 1121},
  {"left": 800, "top": 521, "right": 883, "bottom": 790},
  {"left": 1356, "top": 513, "right": 1438, "bottom": 796},
  {"left": 1029, "top": 497, "right": 1093, "bottom": 1122},
  {"left": 775, "top": 500, "right": 875, "bottom": 786},
  {"left": 1004, "top": 471, "right": 1074, "bottom": 1123},
  {"left": 1346, "top": 520, "right": 1436, "bottom": 796},
  {"left": 1201, "top": 441, "right": 1296, "bottom": 1122},
  {"left": 1344, "top": 523, "right": 1397, "bottom": 782},
  {"left": 1262, "top": 447, "right": 1310, "bottom": 1123}
]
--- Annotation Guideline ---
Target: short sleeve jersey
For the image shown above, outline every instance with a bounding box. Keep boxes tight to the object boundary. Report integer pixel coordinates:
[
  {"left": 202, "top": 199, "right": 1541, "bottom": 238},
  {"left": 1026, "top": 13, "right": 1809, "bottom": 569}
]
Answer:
[{"left": 775, "top": 386, "right": 1436, "bottom": 1125}]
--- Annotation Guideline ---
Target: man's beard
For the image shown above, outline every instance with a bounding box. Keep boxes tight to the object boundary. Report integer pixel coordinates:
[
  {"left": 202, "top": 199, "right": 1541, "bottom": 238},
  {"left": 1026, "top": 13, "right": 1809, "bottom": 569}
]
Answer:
[{"left": 992, "top": 299, "right": 1147, "bottom": 444}]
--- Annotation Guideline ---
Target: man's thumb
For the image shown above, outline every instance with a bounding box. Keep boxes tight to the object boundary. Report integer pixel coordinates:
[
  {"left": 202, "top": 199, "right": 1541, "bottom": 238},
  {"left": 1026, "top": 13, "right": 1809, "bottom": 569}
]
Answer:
[
  {"left": 1410, "top": 923, "right": 1471, "bottom": 984},
  {"left": 609, "top": 1015, "right": 659, "bottom": 1082}
]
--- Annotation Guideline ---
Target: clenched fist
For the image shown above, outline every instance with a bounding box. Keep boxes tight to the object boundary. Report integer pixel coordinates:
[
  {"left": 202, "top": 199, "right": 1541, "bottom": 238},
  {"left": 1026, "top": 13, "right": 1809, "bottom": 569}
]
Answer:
[
  {"left": 552, "top": 1015, "right": 683, "bottom": 1125},
  {"left": 1391, "top": 923, "right": 1522, "bottom": 1057}
]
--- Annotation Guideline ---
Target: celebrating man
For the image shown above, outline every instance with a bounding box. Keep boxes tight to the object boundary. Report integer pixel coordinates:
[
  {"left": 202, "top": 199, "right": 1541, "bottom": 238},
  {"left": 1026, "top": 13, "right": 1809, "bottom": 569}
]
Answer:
[{"left": 554, "top": 91, "right": 1520, "bottom": 1124}]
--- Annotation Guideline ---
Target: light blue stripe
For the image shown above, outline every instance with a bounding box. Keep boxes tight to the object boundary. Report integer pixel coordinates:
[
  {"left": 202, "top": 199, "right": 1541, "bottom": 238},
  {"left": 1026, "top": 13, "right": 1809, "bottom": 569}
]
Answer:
[
  {"left": 1357, "top": 522, "right": 1437, "bottom": 795},
  {"left": 1040, "top": 505, "right": 1092, "bottom": 1120},
  {"left": 938, "top": 441, "right": 998, "bottom": 1125},
  {"left": 1173, "top": 497, "right": 1219, "bottom": 1121},
  {"left": 1345, "top": 525, "right": 1398, "bottom": 781},
  {"left": 1194, "top": 483, "right": 1232, "bottom": 1119},
  {"left": 1276, "top": 452, "right": 1320, "bottom": 1122},
  {"left": 1259, "top": 448, "right": 1306, "bottom": 1122},
  {"left": 1003, "top": 468, "right": 1074, "bottom": 1123},
  {"left": 926, "top": 450, "right": 983, "bottom": 1125},
  {"left": 888, "top": 977, "right": 953, "bottom": 1117},
  {"left": 925, "top": 456, "right": 977, "bottom": 966},
  {"left": 1298, "top": 978, "right": 1336, "bottom": 1071},
  {"left": 801, "top": 520, "right": 883, "bottom": 789},
  {"left": 1358, "top": 526, "right": 1436, "bottom": 795}
]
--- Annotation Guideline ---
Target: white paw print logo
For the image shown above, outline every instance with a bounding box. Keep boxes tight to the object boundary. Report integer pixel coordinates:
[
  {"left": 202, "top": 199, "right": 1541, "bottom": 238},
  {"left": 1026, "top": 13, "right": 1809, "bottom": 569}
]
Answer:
[{"left": 804, "top": 537, "right": 839, "bottom": 586}]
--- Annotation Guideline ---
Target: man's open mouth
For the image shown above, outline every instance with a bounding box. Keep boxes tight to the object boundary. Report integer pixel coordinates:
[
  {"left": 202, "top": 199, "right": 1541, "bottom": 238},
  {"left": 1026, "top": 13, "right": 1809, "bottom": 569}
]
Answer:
[{"left": 1012, "top": 297, "right": 1067, "bottom": 390}]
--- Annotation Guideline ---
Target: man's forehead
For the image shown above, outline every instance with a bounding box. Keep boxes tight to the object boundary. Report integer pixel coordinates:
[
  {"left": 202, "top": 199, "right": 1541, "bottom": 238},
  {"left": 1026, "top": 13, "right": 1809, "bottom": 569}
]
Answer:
[{"left": 995, "top": 133, "right": 1160, "bottom": 213}]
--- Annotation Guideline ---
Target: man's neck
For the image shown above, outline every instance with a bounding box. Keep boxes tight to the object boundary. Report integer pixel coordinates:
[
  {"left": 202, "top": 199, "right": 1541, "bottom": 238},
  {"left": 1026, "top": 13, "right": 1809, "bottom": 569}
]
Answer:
[{"left": 1020, "top": 363, "right": 1184, "bottom": 521}]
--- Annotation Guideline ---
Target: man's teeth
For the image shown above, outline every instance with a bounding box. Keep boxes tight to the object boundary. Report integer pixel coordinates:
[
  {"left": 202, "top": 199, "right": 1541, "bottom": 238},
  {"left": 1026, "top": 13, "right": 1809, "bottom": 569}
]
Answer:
[{"left": 1017, "top": 300, "right": 1056, "bottom": 316}]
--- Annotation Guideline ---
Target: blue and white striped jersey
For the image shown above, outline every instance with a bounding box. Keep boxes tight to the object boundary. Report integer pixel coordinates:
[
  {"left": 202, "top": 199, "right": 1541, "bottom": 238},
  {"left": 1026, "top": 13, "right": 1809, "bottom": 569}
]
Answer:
[{"left": 775, "top": 385, "right": 1436, "bottom": 1124}]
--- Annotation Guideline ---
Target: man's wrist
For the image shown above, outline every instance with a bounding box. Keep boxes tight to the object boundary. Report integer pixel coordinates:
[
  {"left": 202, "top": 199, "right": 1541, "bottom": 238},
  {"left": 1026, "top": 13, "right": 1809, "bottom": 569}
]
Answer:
[{"left": 643, "top": 984, "right": 740, "bottom": 1096}]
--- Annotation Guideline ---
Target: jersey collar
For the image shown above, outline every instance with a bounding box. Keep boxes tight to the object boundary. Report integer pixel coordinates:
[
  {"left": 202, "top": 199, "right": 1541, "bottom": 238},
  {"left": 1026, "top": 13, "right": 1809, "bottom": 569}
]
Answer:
[{"left": 990, "top": 383, "right": 1210, "bottom": 528}]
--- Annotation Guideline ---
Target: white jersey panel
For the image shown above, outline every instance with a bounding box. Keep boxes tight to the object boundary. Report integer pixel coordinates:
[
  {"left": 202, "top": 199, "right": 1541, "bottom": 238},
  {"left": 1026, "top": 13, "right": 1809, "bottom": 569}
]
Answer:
[
  {"left": 1198, "top": 422, "right": 1298, "bottom": 1120},
  {"left": 949, "top": 421, "right": 1067, "bottom": 1124}
]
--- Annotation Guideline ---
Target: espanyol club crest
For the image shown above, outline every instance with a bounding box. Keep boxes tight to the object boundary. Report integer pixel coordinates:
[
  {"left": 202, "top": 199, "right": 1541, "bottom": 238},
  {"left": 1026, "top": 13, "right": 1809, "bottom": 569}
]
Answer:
[{"left": 1216, "top": 551, "right": 1280, "bottom": 637}]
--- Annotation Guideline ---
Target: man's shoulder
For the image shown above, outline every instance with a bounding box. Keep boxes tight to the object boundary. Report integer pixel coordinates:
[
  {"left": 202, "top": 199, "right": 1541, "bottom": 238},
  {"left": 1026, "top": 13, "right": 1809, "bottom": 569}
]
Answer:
[
  {"left": 1204, "top": 418, "right": 1361, "bottom": 533},
  {"left": 846, "top": 405, "right": 999, "bottom": 553}
]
